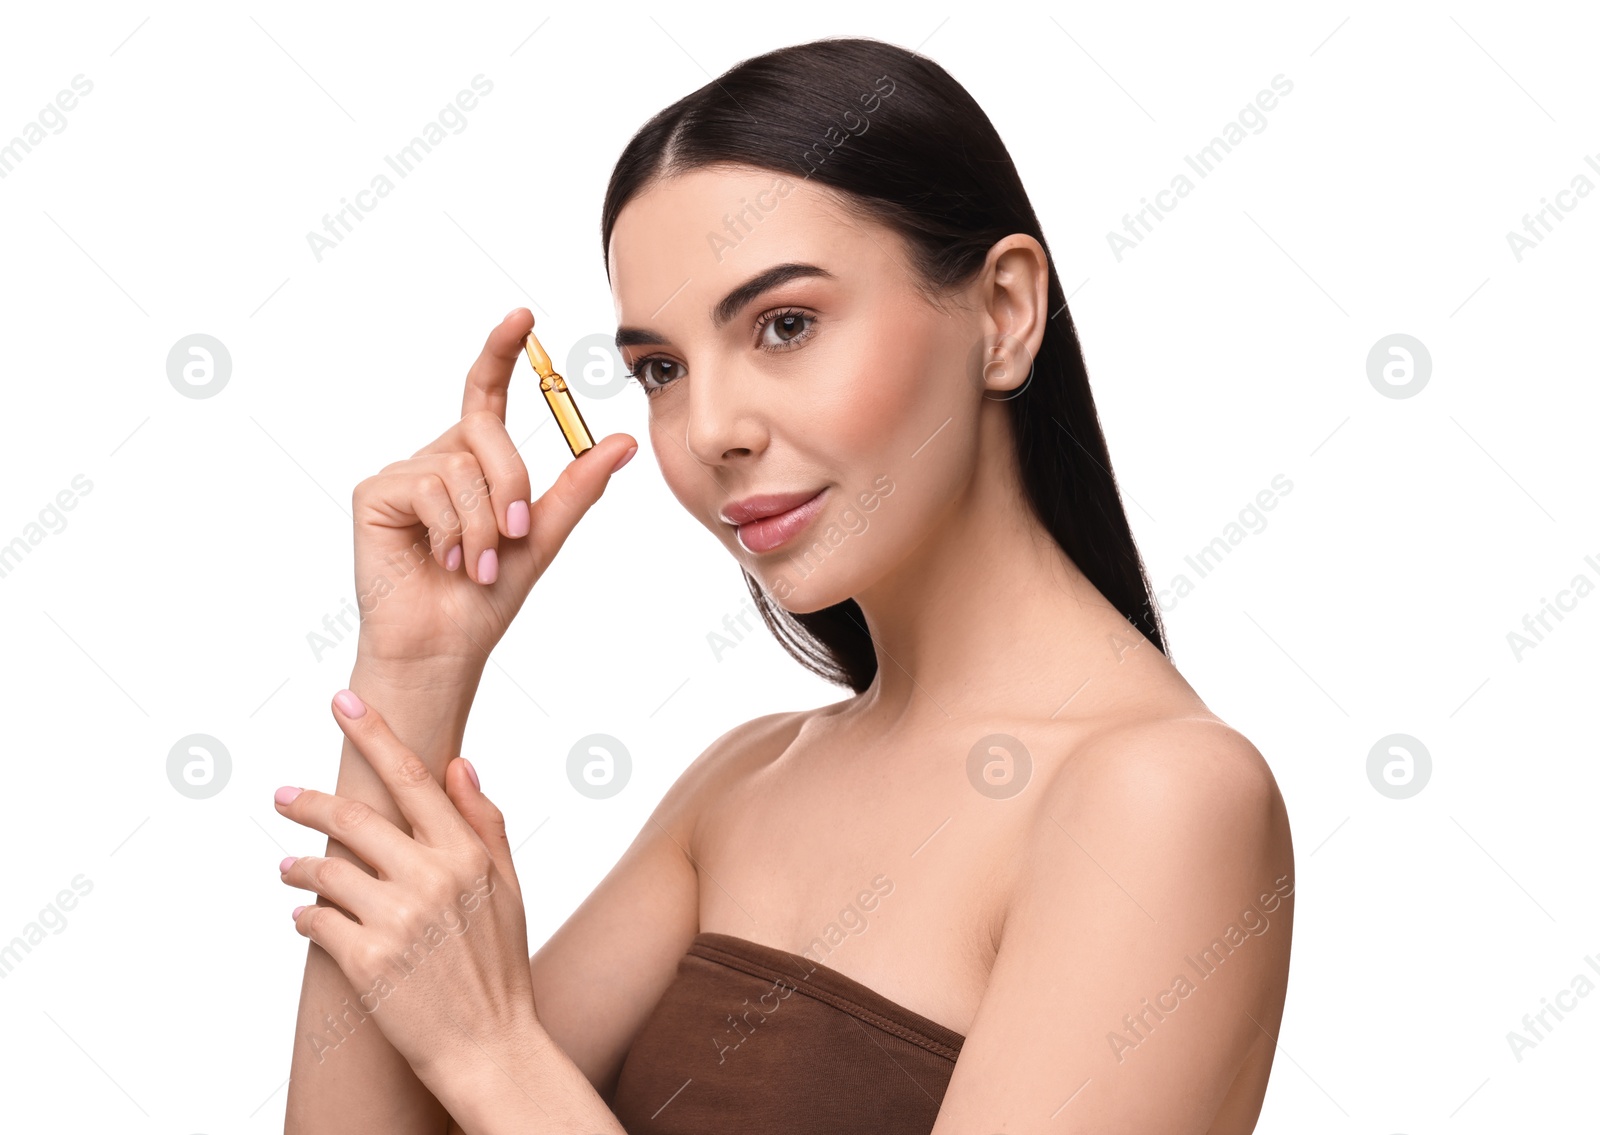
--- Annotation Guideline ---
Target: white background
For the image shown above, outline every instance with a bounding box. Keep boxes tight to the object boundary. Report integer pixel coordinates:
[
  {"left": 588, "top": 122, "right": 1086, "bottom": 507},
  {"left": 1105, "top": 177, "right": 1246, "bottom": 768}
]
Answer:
[{"left": 0, "top": 1, "right": 1594, "bottom": 1130}]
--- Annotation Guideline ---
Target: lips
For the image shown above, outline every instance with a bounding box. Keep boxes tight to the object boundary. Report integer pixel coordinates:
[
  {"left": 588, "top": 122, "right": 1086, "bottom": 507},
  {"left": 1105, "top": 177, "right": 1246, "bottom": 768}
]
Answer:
[
  {"left": 720, "top": 488, "right": 828, "bottom": 554},
  {"left": 720, "top": 490, "right": 826, "bottom": 526}
]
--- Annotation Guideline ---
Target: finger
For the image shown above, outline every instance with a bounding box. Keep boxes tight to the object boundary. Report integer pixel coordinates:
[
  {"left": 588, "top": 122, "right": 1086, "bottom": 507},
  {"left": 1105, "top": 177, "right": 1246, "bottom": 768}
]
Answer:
[
  {"left": 292, "top": 901, "right": 363, "bottom": 967},
  {"left": 274, "top": 785, "right": 416, "bottom": 879},
  {"left": 331, "top": 689, "right": 470, "bottom": 848},
  {"left": 445, "top": 758, "right": 516, "bottom": 884},
  {"left": 462, "top": 309, "right": 532, "bottom": 422},
  {"left": 524, "top": 432, "right": 639, "bottom": 570},
  {"left": 281, "top": 853, "right": 385, "bottom": 922},
  {"left": 412, "top": 410, "right": 534, "bottom": 551},
  {"left": 418, "top": 450, "right": 500, "bottom": 585},
  {"left": 357, "top": 466, "right": 466, "bottom": 574}
]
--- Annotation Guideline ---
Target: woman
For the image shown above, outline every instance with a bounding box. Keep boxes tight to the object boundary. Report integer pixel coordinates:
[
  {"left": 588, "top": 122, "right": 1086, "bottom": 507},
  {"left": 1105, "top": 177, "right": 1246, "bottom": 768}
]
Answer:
[{"left": 278, "top": 36, "right": 1294, "bottom": 1134}]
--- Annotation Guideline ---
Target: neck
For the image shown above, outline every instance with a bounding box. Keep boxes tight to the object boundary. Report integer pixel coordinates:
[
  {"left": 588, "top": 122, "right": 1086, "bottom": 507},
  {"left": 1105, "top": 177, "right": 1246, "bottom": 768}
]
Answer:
[{"left": 847, "top": 408, "right": 1163, "bottom": 731}]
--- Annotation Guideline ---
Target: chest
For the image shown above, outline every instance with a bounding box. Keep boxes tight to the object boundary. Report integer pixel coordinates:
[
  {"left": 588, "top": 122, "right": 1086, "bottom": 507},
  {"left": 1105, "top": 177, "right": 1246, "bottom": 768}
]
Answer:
[{"left": 690, "top": 728, "right": 1028, "bottom": 1037}]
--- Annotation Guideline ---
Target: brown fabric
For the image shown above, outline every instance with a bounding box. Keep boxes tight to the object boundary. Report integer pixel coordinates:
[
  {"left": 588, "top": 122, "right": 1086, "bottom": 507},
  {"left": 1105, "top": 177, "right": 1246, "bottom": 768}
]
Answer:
[{"left": 610, "top": 932, "right": 965, "bottom": 1132}]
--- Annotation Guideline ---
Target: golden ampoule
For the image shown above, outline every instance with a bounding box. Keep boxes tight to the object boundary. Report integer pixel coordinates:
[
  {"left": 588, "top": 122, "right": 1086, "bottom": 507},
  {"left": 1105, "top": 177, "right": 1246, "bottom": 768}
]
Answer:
[{"left": 523, "top": 328, "right": 596, "bottom": 457}]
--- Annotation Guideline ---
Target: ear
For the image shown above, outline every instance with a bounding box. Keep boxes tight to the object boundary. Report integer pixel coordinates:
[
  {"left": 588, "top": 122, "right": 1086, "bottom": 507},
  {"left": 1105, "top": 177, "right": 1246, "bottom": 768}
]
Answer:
[{"left": 978, "top": 234, "right": 1050, "bottom": 398}]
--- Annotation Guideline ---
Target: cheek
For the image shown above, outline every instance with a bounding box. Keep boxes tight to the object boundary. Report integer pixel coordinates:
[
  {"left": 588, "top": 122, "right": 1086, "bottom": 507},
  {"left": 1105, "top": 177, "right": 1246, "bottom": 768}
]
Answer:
[
  {"left": 650, "top": 417, "right": 741, "bottom": 547},
  {"left": 649, "top": 418, "right": 697, "bottom": 509},
  {"left": 825, "top": 319, "right": 962, "bottom": 468}
]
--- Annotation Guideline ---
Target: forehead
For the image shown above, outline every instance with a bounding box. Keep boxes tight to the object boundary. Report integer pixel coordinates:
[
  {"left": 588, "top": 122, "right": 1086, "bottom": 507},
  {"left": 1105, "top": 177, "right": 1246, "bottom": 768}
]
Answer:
[{"left": 607, "top": 165, "right": 880, "bottom": 324}]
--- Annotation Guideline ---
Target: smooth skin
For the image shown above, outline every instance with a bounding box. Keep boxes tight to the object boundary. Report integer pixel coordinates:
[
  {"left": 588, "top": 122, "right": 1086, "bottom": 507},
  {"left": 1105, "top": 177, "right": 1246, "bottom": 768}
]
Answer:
[{"left": 281, "top": 165, "right": 1294, "bottom": 1134}]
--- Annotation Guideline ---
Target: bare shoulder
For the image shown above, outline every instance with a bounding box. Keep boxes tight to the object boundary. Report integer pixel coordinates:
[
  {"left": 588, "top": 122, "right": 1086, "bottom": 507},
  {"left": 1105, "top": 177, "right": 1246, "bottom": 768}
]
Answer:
[
  {"left": 1040, "top": 713, "right": 1287, "bottom": 834},
  {"left": 1008, "top": 712, "right": 1295, "bottom": 933},
  {"left": 657, "top": 703, "right": 832, "bottom": 844}
]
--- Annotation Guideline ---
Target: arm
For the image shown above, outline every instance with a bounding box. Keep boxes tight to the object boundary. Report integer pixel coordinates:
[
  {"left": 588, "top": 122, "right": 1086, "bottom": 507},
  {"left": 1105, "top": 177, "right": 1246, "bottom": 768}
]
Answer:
[
  {"left": 430, "top": 712, "right": 797, "bottom": 1132},
  {"left": 928, "top": 721, "right": 1295, "bottom": 1134},
  {"left": 283, "top": 654, "right": 484, "bottom": 1134}
]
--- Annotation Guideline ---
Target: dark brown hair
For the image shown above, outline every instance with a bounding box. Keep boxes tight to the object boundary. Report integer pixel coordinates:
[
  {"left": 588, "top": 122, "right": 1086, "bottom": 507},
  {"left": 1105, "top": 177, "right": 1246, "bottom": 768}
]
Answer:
[{"left": 601, "top": 36, "right": 1166, "bottom": 693}]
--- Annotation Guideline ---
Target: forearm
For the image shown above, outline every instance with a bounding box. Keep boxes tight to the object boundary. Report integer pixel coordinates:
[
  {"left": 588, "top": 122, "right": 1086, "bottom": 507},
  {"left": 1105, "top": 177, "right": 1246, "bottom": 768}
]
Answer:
[{"left": 283, "top": 654, "right": 486, "bottom": 1134}]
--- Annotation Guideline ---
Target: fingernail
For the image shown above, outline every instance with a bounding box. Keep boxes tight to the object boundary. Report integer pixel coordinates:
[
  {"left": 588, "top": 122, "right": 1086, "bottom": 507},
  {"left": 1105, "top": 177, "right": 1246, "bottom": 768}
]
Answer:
[
  {"left": 279, "top": 856, "right": 297, "bottom": 874},
  {"left": 506, "top": 500, "right": 530, "bottom": 538},
  {"left": 445, "top": 544, "right": 462, "bottom": 572},
  {"left": 462, "top": 758, "right": 480, "bottom": 791},
  {"left": 334, "top": 689, "right": 366, "bottom": 718},
  {"left": 275, "top": 786, "right": 303, "bottom": 805},
  {"left": 478, "top": 548, "right": 498, "bottom": 585},
  {"left": 292, "top": 905, "right": 306, "bottom": 920},
  {"left": 611, "top": 445, "right": 638, "bottom": 473},
  {"left": 504, "top": 308, "right": 521, "bottom": 322}
]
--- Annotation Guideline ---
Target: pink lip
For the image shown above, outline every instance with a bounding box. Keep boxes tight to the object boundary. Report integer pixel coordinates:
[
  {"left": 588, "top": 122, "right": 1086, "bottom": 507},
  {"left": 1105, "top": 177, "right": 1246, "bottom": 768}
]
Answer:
[{"left": 723, "top": 488, "right": 828, "bottom": 554}]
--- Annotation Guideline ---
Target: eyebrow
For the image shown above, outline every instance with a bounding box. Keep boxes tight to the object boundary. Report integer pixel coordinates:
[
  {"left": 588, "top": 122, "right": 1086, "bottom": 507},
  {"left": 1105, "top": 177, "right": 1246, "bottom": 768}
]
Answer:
[{"left": 614, "top": 262, "right": 835, "bottom": 351}]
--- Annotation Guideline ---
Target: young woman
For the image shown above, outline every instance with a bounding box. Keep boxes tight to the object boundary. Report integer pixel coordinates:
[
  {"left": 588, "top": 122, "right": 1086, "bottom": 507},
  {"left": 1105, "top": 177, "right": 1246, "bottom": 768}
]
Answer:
[{"left": 278, "top": 36, "right": 1294, "bottom": 1134}]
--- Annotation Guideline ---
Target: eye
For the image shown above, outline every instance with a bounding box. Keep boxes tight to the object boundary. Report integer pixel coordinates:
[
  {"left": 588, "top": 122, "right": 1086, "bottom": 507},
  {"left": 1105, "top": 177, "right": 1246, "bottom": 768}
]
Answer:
[
  {"left": 625, "top": 355, "right": 681, "bottom": 396},
  {"left": 755, "top": 307, "right": 817, "bottom": 351},
  {"left": 625, "top": 307, "right": 819, "bottom": 399}
]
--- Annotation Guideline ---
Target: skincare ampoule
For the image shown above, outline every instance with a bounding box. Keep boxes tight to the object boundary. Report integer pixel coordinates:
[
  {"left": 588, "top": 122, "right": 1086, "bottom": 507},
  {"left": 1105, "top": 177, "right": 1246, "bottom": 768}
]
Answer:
[{"left": 523, "top": 328, "right": 595, "bottom": 457}]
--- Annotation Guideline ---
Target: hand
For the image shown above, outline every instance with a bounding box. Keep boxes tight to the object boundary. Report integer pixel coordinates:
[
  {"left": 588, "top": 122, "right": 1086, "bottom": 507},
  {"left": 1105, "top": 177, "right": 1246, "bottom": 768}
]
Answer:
[
  {"left": 276, "top": 688, "right": 541, "bottom": 1086},
  {"left": 353, "top": 308, "right": 638, "bottom": 670}
]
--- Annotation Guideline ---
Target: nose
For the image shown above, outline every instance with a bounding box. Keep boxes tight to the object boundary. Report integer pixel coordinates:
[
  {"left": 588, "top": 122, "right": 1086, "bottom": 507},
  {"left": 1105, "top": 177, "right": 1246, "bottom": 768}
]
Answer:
[{"left": 682, "top": 358, "right": 768, "bottom": 465}]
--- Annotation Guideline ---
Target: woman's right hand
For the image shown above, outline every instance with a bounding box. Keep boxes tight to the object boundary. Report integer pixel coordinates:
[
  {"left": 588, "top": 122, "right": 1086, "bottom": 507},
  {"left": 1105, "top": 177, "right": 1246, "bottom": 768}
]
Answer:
[{"left": 350, "top": 308, "right": 638, "bottom": 675}]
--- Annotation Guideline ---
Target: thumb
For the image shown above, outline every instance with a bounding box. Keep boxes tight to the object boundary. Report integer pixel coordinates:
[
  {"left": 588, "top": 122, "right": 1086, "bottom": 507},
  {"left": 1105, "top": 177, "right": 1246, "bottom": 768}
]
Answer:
[{"left": 447, "top": 757, "right": 515, "bottom": 881}]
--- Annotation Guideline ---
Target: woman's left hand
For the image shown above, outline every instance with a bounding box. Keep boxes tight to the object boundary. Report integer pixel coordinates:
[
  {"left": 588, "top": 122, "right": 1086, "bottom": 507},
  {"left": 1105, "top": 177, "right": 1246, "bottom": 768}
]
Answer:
[{"left": 275, "top": 688, "right": 539, "bottom": 1085}]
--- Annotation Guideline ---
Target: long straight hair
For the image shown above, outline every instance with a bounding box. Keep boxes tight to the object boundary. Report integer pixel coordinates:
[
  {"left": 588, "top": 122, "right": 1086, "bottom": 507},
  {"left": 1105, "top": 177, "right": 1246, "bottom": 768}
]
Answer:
[{"left": 601, "top": 36, "right": 1166, "bottom": 693}]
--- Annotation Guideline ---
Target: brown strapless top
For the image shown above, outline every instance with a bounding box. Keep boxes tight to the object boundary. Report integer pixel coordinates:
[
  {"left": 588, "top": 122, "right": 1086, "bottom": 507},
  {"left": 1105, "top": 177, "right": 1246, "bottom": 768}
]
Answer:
[{"left": 609, "top": 931, "right": 966, "bottom": 1132}]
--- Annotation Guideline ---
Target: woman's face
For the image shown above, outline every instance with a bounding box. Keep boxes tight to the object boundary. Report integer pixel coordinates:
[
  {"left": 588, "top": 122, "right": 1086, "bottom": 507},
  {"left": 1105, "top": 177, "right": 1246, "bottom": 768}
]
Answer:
[{"left": 607, "top": 164, "right": 1020, "bottom": 614}]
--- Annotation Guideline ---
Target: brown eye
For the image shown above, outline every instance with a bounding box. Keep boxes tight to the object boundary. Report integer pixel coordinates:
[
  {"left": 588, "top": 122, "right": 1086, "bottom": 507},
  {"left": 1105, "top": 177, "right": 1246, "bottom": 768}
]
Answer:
[
  {"left": 628, "top": 356, "right": 682, "bottom": 395},
  {"left": 755, "top": 309, "right": 817, "bottom": 351}
]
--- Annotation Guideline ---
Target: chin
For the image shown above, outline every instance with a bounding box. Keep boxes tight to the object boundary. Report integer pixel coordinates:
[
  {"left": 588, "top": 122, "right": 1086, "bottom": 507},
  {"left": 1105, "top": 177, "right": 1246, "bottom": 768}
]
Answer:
[{"left": 755, "top": 560, "right": 861, "bottom": 615}]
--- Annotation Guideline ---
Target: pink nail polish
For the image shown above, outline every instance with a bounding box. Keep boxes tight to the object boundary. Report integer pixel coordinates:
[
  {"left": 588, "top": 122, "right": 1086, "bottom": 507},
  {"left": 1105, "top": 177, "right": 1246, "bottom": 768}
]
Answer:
[
  {"left": 478, "top": 548, "right": 498, "bottom": 585},
  {"left": 506, "top": 500, "right": 530, "bottom": 538},
  {"left": 279, "top": 856, "right": 297, "bottom": 874},
  {"left": 275, "top": 786, "right": 302, "bottom": 805},
  {"left": 292, "top": 905, "right": 306, "bottom": 920},
  {"left": 334, "top": 689, "right": 366, "bottom": 717},
  {"left": 445, "top": 544, "right": 462, "bottom": 572}
]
